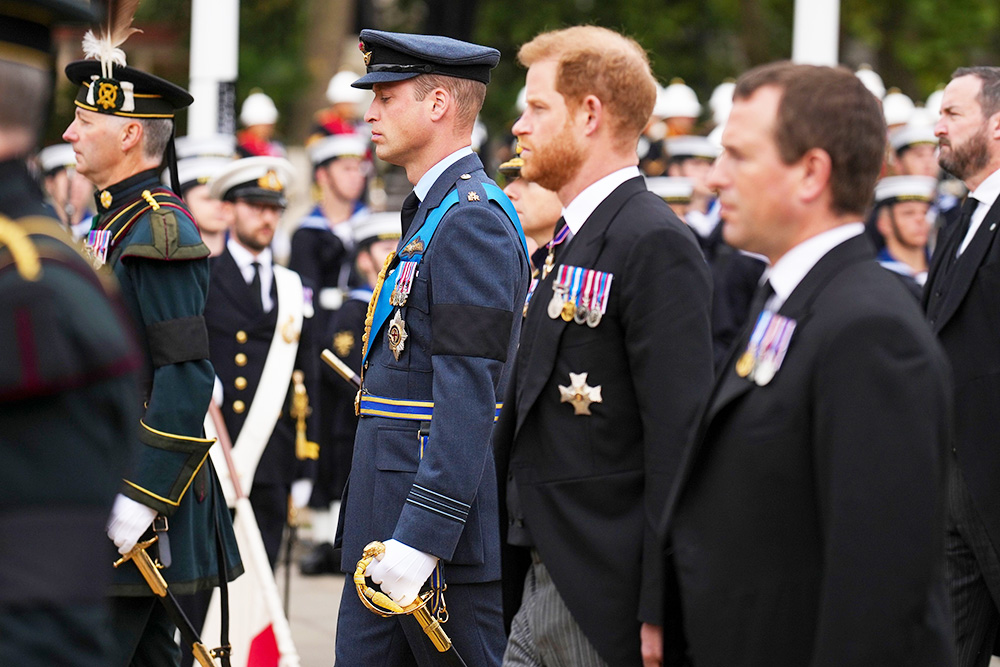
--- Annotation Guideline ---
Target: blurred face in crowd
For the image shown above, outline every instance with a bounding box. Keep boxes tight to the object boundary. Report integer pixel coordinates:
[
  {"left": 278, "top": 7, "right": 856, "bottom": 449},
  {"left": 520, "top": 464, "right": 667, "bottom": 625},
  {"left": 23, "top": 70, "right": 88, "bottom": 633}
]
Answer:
[
  {"left": 879, "top": 200, "right": 931, "bottom": 250},
  {"left": 226, "top": 198, "right": 282, "bottom": 253},
  {"left": 184, "top": 184, "right": 229, "bottom": 235},
  {"left": 512, "top": 60, "right": 586, "bottom": 194},
  {"left": 708, "top": 86, "right": 801, "bottom": 262},
  {"left": 936, "top": 75, "right": 993, "bottom": 182},
  {"left": 366, "top": 79, "right": 431, "bottom": 168},
  {"left": 503, "top": 173, "right": 563, "bottom": 247},
  {"left": 318, "top": 156, "right": 368, "bottom": 203},
  {"left": 668, "top": 157, "right": 715, "bottom": 197},
  {"left": 44, "top": 168, "right": 94, "bottom": 223},
  {"left": 356, "top": 238, "right": 397, "bottom": 286},
  {"left": 62, "top": 108, "right": 127, "bottom": 189},
  {"left": 896, "top": 144, "right": 939, "bottom": 178}
]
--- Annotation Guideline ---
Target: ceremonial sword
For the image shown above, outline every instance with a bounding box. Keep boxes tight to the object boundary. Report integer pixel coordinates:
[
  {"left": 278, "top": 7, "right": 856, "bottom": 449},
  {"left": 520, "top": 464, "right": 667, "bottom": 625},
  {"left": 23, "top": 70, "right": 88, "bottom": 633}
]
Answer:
[
  {"left": 321, "top": 349, "right": 469, "bottom": 667},
  {"left": 114, "top": 538, "right": 220, "bottom": 667}
]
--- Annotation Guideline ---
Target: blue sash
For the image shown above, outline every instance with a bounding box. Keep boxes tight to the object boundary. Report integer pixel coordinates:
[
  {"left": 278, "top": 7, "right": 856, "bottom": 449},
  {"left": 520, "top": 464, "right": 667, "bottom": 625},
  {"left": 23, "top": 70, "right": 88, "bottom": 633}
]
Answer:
[{"left": 362, "top": 185, "right": 528, "bottom": 365}]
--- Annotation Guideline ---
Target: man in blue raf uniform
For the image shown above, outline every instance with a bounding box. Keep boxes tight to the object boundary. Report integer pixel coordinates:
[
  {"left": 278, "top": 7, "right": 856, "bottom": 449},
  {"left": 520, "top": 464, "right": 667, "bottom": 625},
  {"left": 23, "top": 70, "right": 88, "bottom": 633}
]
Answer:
[
  {"left": 61, "top": 19, "right": 241, "bottom": 666},
  {"left": 205, "top": 155, "right": 319, "bottom": 568},
  {"left": 0, "top": 2, "right": 142, "bottom": 665},
  {"left": 335, "top": 30, "right": 530, "bottom": 666}
]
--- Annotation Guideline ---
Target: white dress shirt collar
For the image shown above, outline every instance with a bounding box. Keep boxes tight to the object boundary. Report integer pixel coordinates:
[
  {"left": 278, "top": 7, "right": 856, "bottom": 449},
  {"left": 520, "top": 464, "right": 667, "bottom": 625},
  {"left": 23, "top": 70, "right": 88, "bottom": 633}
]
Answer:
[
  {"left": 959, "top": 167, "right": 1000, "bottom": 255},
  {"left": 764, "top": 223, "right": 865, "bottom": 311},
  {"left": 414, "top": 146, "right": 475, "bottom": 202},
  {"left": 227, "top": 237, "right": 275, "bottom": 312},
  {"left": 562, "top": 166, "right": 642, "bottom": 236}
]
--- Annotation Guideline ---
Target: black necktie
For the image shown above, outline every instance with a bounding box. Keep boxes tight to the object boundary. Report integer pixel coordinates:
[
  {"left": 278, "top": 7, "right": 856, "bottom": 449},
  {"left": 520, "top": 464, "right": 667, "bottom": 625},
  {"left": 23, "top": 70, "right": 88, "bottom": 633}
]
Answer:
[
  {"left": 952, "top": 196, "right": 979, "bottom": 259},
  {"left": 249, "top": 261, "right": 263, "bottom": 313},
  {"left": 400, "top": 191, "right": 420, "bottom": 238},
  {"left": 747, "top": 279, "right": 775, "bottom": 321}
]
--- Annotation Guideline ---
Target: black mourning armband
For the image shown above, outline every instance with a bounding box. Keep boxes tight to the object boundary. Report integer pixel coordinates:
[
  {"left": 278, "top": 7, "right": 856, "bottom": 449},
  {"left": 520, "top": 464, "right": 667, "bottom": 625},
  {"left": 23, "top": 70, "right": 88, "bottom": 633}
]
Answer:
[
  {"left": 146, "top": 315, "right": 210, "bottom": 368},
  {"left": 431, "top": 303, "right": 513, "bottom": 361}
]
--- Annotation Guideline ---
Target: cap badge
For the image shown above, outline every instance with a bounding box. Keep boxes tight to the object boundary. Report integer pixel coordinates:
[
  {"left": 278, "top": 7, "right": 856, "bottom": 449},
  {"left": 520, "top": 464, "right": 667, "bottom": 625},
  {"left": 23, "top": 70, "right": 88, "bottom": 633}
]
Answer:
[
  {"left": 100, "top": 190, "right": 113, "bottom": 209},
  {"left": 258, "top": 170, "right": 283, "bottom": 191},
  {"left": 95, "top": 78, "right": 123, "bottom": 111},
  {"left": 359, "top": 41, "right": 373, "bottom": 66}
]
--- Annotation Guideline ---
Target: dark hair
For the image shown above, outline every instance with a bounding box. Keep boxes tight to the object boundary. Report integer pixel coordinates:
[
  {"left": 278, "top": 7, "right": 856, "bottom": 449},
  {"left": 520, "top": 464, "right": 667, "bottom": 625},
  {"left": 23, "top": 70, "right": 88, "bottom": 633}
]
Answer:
[
  {"left": 0, "top": 60, "right": 49, "bottom": 138},
  {"left": 952, "top": 66, "right": 1000, "bottom": 118},
  {"left": 735, "top": 61, "right": 886, "bottom": 216}
]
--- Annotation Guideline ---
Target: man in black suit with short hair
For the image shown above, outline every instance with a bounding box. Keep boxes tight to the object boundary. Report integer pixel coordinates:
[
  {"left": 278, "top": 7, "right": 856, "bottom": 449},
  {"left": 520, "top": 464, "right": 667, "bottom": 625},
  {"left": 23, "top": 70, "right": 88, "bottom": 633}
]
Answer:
[
  {"left": 495, "top": 25, "right": 714, "bottom": 667},
  {"left": 926, "top": 66, "right": 1000, "bottom": 667},
  {"left": 663, "top": 62, "right": 954, "bottom": 666}
]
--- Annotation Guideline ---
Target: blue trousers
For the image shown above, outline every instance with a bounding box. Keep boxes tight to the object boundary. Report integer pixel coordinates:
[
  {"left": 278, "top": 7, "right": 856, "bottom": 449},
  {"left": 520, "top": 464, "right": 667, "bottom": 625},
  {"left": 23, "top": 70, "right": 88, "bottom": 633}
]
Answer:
[{"left": 335, "top": 576, "right": 506, "bottom": 667}]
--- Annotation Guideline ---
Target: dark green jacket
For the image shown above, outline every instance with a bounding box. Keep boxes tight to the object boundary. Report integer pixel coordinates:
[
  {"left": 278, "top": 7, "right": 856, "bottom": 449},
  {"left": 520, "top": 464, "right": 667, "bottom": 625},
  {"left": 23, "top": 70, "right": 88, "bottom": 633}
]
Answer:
[{"left": 88, "top": 168, "right": 242, "bottom": 594}]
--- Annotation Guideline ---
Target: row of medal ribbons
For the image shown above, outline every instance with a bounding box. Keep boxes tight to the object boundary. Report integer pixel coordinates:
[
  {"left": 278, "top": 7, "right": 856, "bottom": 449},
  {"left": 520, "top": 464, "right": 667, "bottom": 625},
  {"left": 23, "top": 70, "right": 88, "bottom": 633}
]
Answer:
[{"left": 546, "top": 265, "right": 613, "bottom": 328}]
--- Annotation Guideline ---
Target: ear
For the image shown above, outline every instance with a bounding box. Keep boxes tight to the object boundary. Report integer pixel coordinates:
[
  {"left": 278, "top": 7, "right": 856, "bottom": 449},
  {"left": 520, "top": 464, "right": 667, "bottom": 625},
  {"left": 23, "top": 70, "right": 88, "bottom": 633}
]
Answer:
[
  {"left": 797, "top": 147, "right": 832, "bottom": 205},
  {"left": 120, "top": 120, "right": 144, "bottom": 153},
  {"left": 220, "top": 201, "right": 237, "bottom": 225},
  {"left": 578, "top": 94, "right": 602, "bottom": 137},
  {"left": 990, "top": 111, "right": 1000, "bottom": 141},
  {"left": 428, "top": 87, "right": 450, "bottom": 122},
  {"left": 875, "top": 207, "right": 891, "bottom": 237}
]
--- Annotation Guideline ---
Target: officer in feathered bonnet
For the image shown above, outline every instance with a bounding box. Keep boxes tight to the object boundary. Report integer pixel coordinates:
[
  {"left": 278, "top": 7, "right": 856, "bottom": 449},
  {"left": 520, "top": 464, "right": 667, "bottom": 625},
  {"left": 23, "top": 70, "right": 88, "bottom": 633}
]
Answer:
[
  {"left": 334, "top": 29, "right": 530, "bottom": 666},
  {"left": 60, "top": 2, "right": 242, "bottom": 663}
]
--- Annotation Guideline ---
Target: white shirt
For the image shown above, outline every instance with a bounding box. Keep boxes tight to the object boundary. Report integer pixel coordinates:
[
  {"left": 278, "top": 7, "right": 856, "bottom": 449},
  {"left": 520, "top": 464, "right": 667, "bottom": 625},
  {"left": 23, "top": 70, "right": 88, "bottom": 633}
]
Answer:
[
  {"left": 227, "top": 237, "right": 274, "bottom": 313},
  {"left": 958, "top": 167, "right": 1000, "bottom": 256},
  {"left": 562, "top": 166, "right": 642, "bottom": 237},
  {"left": 413, "top": 146, "right": 475, "bottom": 202},
  {"left": 764, "top": 223, "right": 865, "bottom": 311}
]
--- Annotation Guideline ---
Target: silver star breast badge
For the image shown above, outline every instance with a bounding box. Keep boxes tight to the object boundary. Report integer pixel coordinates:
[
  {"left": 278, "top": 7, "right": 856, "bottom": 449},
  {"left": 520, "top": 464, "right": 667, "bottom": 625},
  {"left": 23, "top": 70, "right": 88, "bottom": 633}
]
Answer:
[{"left": 559, "top": 372, "right": 603, "bottom": 416}]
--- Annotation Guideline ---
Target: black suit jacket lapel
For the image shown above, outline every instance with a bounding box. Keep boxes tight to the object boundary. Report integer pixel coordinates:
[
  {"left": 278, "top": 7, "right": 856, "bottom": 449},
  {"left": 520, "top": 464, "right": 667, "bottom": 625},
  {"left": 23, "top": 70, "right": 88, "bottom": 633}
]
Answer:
[
  {"left": 664, "top": 235, "right": 873, "bottom": 534},
  {"left": 513, "top": 177, "right": 645, "bottom": 438},
  {"left": 929, "top": 198, "right": 1000, "bottom": 332}
]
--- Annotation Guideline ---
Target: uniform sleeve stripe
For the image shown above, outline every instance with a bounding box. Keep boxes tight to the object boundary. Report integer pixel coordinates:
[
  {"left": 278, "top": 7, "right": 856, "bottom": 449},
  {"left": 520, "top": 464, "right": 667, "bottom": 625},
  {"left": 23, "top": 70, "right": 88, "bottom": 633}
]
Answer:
[
  {"left": 412, "top": 483, "right": 471, "bottom": 509},
  {"left": 409, "top": 490, "right": 469, "bottom": 517},
  {"left": 405, "top": 498, "right": 466, "bottom": 523}
]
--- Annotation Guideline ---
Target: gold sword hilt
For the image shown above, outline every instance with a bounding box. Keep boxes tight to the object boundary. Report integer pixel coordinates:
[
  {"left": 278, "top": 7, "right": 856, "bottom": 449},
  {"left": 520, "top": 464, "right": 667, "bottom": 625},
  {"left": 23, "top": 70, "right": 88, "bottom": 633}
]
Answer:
[
  {"left": 354, "top": 541, "right": 452, "bottom": 652},
  {"left": 113, "top": 537, "right": 167, "bottom": 596}
]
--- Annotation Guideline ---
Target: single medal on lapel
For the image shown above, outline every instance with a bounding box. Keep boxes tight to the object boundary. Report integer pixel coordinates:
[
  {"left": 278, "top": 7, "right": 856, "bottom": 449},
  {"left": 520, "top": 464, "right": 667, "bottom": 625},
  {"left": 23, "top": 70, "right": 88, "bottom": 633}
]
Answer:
[
  {"left": 736, "top": 310, "right": 773, "bottom": 380},
  {"left": 387, "top": 309, "right": 408, "bottom": 360},
  {"left": 548, "top": 265, "right": 570, "bottom": 319},
  {"left": 735, "top": 351, "right": 755, "bottom": 378}
]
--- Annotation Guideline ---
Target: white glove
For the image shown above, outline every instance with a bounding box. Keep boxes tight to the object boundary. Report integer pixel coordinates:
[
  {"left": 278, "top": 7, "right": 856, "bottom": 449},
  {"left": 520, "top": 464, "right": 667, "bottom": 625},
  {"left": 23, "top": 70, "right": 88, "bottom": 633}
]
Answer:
[
  {"left": 106, "top": 494, "right": 158, "bottom": 555},
  {"left": 364, "top": 538, "right": 439, "bottom": 607},
  {"left": 290, "top": 479, "right": 313, "bottom": 509},
  {"left": 212, "top": 375, "right": 224, "bottom": 407}
]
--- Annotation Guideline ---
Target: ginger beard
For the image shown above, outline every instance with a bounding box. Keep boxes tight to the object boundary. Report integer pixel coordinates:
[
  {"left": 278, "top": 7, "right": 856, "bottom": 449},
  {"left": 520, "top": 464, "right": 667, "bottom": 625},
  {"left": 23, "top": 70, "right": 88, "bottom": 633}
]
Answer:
[{"left": 520, "top": 115, "right": 587, "bottom": 193}]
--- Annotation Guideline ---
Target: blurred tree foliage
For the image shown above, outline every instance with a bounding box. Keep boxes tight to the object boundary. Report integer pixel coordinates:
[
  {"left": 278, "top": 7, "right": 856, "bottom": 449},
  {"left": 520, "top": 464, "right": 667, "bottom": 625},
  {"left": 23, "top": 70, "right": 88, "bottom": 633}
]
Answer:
[{"left": 58, "top": 0, "right": 1000, "bottom": 146}]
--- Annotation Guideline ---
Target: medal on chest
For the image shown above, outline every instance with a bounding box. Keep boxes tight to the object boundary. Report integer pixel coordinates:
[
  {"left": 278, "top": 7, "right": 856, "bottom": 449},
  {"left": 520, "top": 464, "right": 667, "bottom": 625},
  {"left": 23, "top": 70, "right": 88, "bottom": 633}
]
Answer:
[
  {"left": 387, "top": 309, "right": 408, "bottom": 360},
  {"left": 735, "top": 310, "right": 797, "bottom": 386},
  {"left": 84, "top": 229, "right": 111, "bottom": 269}
]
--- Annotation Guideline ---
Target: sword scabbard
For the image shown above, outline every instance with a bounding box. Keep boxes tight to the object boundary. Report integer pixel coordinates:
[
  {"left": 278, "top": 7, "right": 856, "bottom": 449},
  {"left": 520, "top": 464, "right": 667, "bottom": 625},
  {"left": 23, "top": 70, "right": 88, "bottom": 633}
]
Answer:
[{"left": 113, "top": 537, "right": 168, "bottom": 596}]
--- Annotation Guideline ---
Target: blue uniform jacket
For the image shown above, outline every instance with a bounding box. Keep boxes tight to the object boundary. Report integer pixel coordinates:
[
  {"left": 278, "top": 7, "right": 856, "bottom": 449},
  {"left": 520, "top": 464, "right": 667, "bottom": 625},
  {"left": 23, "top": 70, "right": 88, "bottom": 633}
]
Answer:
[{"left": 339, "top": 153, "right": 529, "bottom": 584}]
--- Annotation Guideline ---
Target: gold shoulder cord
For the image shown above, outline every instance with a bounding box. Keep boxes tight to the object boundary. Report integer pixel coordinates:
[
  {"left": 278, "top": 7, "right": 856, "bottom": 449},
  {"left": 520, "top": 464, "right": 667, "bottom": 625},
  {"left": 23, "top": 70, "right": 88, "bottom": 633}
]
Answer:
[
  {"left": 360, "top": 251, "right": 397, "bottom": 375},
  {"left": 0, "top": 214, "right": 42, "bottom": 281}
]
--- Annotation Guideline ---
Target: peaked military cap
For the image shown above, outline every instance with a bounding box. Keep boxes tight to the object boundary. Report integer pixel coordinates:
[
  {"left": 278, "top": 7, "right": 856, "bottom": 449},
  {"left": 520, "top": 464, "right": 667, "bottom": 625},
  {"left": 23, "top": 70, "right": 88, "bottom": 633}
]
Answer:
[
  {"left": 209, "top": 156, "right": 294, "bottom": 207},
  {"left": 354, "top": 211, "right": 401, "bottom": 247},
  {"left": 37, "top": 143, "right": 77, "bottom": 175},
  {"left": 889, "top": 123, "right": 938, "bottom": 153},
  {"left": 666, "top": 135, "right": 721, "bottom": 162},
  {"left": 352, "top": 29, "right": 500, "bottom": 89},
  {"left": 874, "top": 175, "right": 937, "bottom": 207},
  {"left": 0, "top": 0, "right": 95, "bottom": 70},
  {"left": 645, "top": 176, "right": 694, "bottom": 204}
]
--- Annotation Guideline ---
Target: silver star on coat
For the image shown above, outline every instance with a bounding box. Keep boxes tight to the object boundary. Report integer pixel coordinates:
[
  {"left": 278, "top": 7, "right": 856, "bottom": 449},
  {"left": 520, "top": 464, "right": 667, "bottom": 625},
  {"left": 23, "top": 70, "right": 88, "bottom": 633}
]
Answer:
[{"left": 559, "top": 372, "right": 603, "bottom": 416}]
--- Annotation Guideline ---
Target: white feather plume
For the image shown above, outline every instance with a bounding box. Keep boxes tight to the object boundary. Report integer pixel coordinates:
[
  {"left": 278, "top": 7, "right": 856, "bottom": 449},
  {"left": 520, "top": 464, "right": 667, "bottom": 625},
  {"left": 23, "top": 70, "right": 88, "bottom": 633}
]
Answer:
[{"left": 79, "top": 1, "right": 143, "bottom": 77}]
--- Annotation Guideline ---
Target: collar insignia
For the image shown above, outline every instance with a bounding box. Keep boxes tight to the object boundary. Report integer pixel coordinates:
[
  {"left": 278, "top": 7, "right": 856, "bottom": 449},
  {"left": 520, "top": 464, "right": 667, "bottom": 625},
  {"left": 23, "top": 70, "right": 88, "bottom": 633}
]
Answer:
[{"left": 100, "top": 190, "right": 113, "bottom": 209}]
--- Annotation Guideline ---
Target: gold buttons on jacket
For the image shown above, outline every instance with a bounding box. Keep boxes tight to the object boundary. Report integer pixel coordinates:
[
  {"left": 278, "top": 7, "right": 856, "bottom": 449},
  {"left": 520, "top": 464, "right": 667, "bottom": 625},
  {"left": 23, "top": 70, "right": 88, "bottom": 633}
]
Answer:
[
  {"left": 236, "top": 330, "right": 248, "bottom": 344},
  {"left": 235, "top": 377, "right": 247, "bottom": 391},
  {"left": 235, "top": 353, "right": 247, "bottom": 367},
  {"left": 233, "top": 400, "right": 246, "bottom": 414}
]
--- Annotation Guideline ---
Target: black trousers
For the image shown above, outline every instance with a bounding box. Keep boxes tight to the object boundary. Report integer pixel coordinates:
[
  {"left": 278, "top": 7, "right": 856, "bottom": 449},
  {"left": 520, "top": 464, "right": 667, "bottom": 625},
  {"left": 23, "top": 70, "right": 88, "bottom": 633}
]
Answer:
[
  {"left": 107, "top": 596, "right": 182, "bottom": 667},
  {"left": 947, "top": 458, "right": 1000, "bottom": 667}
]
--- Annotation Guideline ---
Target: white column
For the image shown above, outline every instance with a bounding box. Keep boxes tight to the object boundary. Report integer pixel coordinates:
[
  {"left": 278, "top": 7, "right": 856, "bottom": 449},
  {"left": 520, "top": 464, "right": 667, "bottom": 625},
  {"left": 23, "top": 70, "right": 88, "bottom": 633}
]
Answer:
[
  {"left": 188, "top": 0, "right": 240, "bottom": 137},
  {"left": 792, "top": 0, "right": 840, "bottom": 66}
]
